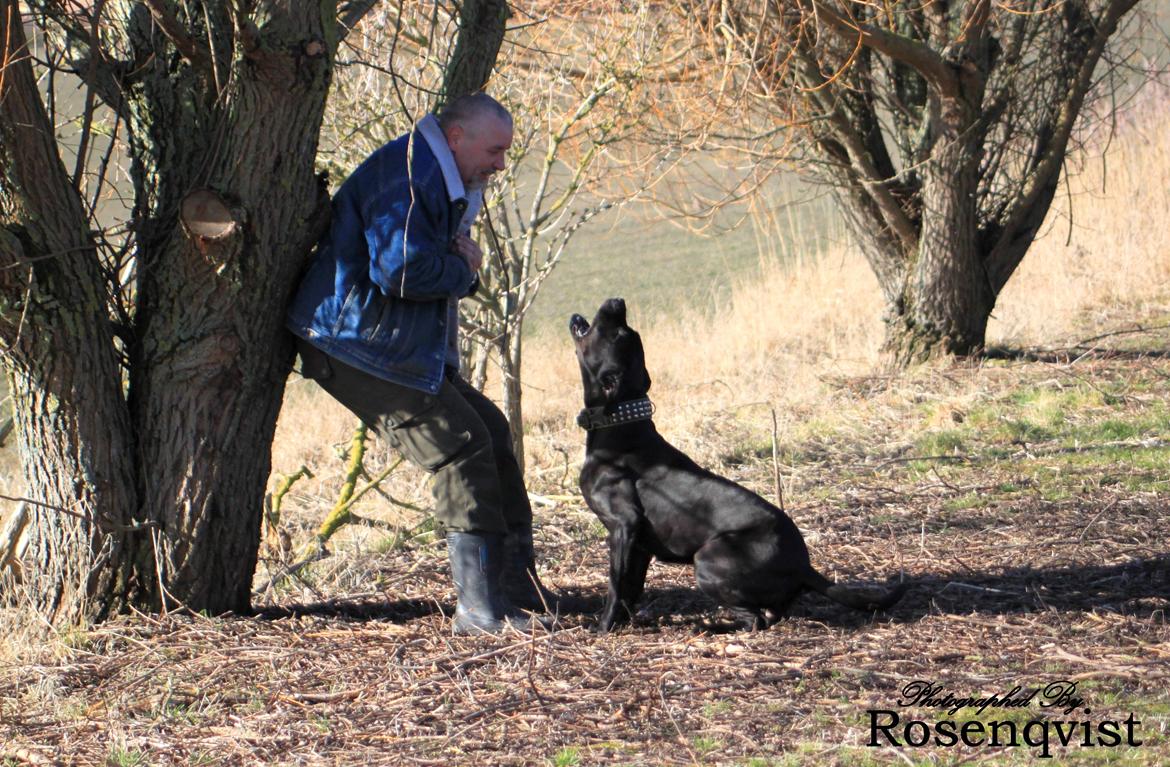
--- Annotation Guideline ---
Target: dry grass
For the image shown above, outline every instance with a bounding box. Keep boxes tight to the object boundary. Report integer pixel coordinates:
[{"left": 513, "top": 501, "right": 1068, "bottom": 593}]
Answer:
[
  {"left": 4, "top": 90, "right": 1170, "bottom": 767},
  {"left": 991, "top": 86, "right": 1170, "bottom": 346}
]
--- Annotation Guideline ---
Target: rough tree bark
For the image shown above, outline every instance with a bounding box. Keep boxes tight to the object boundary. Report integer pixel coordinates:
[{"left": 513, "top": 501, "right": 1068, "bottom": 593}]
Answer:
[
  {"left": 442, "top": 0, "right": 509, "bottom": 105},
  {"left": 0, "top": 5, "right": 138, "bottom": 620},
  {"left": 121, "top": 2, "right": 336, "bottom": 614},
  {"left": 0, "top": 1, "right": 365, "bottom": 622}
]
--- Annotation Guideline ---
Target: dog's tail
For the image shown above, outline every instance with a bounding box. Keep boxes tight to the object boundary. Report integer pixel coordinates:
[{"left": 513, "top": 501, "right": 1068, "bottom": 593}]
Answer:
[{"left": 800, "top": 566, "right": 906, "bottom": 612}]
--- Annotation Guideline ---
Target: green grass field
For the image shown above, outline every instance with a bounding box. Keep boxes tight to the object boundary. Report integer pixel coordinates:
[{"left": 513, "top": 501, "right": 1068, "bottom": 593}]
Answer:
[
  {"left": 525, "top": 193, "right": 841, "bottom": 332},
  {"left": 518, "top": 173, "right": 845, "bottom": 337}
]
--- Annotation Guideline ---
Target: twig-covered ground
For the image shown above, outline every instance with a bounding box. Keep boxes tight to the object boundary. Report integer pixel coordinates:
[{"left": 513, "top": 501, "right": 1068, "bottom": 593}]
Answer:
[{"left": 3, "top": 348, "right": 1170, "bottom": 766}]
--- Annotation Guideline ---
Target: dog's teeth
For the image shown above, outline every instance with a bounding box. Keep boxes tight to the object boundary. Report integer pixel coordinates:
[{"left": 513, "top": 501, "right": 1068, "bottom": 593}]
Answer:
[{"left": 570, "top": 316, "right": 589, "bottom": 338}]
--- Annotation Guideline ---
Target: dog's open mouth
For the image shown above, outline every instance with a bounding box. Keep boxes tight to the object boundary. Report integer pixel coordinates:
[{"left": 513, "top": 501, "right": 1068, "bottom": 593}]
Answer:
[{"left": 569, "top": 314, "right": 590, "bottom": 339}]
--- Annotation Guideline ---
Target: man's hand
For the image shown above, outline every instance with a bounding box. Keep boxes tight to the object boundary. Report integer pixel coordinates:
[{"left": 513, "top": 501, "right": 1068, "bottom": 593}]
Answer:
[{"left": 453, "top": 234, "right": 484, "bottom": 272}]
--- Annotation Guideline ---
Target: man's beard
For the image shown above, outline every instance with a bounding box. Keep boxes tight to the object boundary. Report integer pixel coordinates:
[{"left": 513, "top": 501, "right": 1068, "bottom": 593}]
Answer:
[{"left": 466, "top": 170, "right": 497, "bottom": 191}]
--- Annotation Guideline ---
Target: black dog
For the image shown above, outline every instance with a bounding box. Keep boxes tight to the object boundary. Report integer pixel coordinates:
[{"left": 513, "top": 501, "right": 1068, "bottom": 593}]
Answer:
[{"left": 570, "top": 298, "right": 905, "bottom": 631}]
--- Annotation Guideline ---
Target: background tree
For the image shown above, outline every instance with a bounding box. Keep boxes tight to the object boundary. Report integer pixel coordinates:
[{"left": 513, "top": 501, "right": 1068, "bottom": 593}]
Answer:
[
  {"left": 696, "top": 0, "right": 1149, "bottom": 364},
  {"left": 0, "top": 0, "right": 506, "bottom": 626}
]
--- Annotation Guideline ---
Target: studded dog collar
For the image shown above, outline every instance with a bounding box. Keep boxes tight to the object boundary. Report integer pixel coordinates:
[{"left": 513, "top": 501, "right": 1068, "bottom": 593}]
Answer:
[{"left": 576, "top": 397, "right": 655, "bottom": 430}]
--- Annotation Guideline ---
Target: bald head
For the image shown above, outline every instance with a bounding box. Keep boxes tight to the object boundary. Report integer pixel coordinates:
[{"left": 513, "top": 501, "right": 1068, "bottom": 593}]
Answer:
[{"left": 437, "top": 93, "right": 512, "bottom": 134}]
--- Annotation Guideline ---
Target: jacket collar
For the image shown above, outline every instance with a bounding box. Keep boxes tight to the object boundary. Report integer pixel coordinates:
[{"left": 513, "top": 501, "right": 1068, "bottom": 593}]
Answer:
[
  {"left": 417, "top": 114, "right": 465, "bottom": 203},
  {"left": 417, "top": 113, "right": 483, "bottom": 230}
]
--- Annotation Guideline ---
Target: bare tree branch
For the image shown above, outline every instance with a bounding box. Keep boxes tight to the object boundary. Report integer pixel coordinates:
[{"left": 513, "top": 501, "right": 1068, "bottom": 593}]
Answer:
[
  {"left": 810, "top": 0, "right": 959, "bottom": 99},
  {"left": 143, "top": 0, "right": 212, "bottom": 74},
  {"left": 986, "top": 0, "right": 1142, "bottom": 293},
  {"left": 338, "top": 0, "right": 380, "bottom": 44}
]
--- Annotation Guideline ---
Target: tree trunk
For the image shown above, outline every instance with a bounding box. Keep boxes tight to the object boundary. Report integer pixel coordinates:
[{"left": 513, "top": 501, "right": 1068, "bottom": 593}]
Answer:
[
  {"left": 442, "top": 0, "right": 510, "bottom": 102},
  {"left": 2, "top": 2, "right": 335, "bottom": 620},
  {"left": 881, "top": 106, "right": 995, "bottom": 365},
  {"left": 499, "top": 321, "right": 525, "bottom": 476},
  {"left": 121, "top": 5, "right": 334, "bottom": 613},
  {"left": 0, "top": 4, "right": 138, "bottom": 623},
  {"left": 470, "top": 334, "right": 491, "bottom": 392}
]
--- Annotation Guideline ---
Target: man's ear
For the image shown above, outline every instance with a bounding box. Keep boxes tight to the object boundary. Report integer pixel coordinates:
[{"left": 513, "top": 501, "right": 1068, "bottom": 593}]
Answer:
[{"left": 445, "top": 124, "right": 464, "bottom": 152}]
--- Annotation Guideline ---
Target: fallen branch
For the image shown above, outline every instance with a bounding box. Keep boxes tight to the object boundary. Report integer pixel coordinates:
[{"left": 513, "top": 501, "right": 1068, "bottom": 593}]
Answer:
[{"left": 311, "top": 424, "right": 406, "bottom": 547}]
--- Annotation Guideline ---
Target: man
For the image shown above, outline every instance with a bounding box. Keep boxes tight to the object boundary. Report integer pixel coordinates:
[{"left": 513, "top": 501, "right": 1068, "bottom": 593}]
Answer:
[{"left": 287, "top": 93, "right": 563, "bottom": 635}]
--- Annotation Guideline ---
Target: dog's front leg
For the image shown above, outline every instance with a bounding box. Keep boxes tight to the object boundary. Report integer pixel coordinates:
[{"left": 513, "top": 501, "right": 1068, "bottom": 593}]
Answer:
[{"left": 598, "top": 518, "right": 652, "bottom": 632}]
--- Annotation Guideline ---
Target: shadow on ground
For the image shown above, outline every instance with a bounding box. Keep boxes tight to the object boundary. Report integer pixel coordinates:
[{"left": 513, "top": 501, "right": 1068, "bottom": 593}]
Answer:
[
  {"left": 255, "top": 598, "right": 445, "bottom": 623},
  {"left": 247, "top": 554, "right": 1166, "bottom": 634},
  {"left": 554, "top": 555, "right": 1169, "bottom": 633}
]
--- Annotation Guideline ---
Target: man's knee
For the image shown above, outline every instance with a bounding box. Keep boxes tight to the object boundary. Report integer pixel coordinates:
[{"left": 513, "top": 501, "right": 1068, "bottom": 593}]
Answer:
[
  {"left": 451, "top": 379, "right": 515, "bottom": 450},
  {"left": 427, "top": 425, "right": 492, "bottom": 472}
]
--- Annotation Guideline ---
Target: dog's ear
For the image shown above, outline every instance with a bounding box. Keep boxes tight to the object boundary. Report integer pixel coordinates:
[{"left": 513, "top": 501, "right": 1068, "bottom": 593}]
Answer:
[{"left": 630, "top": 336, "right": 651, "bottom": 393}]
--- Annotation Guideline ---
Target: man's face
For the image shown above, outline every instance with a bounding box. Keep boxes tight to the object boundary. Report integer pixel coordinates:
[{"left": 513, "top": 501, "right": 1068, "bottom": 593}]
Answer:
[{"left": 446, "top": 113, "right": 513, "bottom": 190}]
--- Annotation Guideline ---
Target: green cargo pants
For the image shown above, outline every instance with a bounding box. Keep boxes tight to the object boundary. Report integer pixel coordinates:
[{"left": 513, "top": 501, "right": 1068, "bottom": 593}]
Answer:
[{"left": 296, "top": 339, "right": 531, "bottom": 535}]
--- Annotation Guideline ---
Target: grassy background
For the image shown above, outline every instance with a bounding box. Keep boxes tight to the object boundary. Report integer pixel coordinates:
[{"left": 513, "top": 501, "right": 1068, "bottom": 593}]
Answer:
[{"left": 518, "top": 175, "right": 845, "bottom": 336}]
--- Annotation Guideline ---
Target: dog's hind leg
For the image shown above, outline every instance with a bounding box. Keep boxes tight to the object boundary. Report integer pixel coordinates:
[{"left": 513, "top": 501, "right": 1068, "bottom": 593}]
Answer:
[
  {"left": 694, "top": 536, "right": 771, "bottom": 631},
  {"left": 761, "top": 593, "right": 800, "bottom": 627},
  {"left": 728, "top": 607, "right": 767, "bottom": 632},
  {"left": 696, "top": 572, "right": 766, "bottom": 631}
]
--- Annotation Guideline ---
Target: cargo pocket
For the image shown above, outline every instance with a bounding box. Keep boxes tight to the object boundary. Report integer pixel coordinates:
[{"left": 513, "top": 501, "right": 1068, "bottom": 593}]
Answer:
[{"left": 385, "top": 399, "right": 476, "bottom": 472}]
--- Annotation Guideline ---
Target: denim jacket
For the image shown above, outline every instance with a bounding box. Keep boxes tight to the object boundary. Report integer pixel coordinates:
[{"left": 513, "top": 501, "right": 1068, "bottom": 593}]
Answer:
[{"left": 286, "top": 116, "right": 477, "bottom": 394}]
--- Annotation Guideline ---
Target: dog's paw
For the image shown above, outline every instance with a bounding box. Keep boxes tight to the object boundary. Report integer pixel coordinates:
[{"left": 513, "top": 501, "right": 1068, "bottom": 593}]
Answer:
[{"left": 592, "top": 611, "right": 631, "bottom": 634}]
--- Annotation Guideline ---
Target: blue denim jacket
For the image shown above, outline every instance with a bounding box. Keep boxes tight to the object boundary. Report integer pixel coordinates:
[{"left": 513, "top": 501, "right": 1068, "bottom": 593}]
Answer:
[{"left": 286, "top": 119, "right": 477, "bottom": 394}]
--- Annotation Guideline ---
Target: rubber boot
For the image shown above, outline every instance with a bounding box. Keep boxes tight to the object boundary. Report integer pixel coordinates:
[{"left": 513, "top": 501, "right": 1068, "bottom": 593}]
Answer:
[
  {"left": 502, "top": 527, "right": 588, "bottom": 615},
  {"left": 447, "top": 531, "right": 542, "bottom": 635}
]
